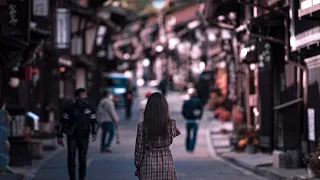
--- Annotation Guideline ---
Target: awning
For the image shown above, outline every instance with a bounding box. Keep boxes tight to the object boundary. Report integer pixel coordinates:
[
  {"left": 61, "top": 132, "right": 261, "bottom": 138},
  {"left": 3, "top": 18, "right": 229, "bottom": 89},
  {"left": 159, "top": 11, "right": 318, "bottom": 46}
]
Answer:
[
  {"left": 293, "top": 26, "right": 320, "bottom": 53},
  {"left": 20, "top": 27, "right": 51, "bottom": 66},
  {"left": 122, "top": 20, "right": 143, "bottom": 36},
  {"left": 0, "top": 34, "right": 29, "bottom": 51},
  {"left": 172, "top": 19, "right": 194, "bottom": 32},
  {"left": 71, "top": 3, "right": 119, "bottom": 32},
  {"left": 137, "top": 5, "right": 158, "bottom": 20},
  {"left": 98, "top": 5, "right": 137, "bottom": 28},
  {"left": 74, "top": 55, "right": 96, "bottom": 69},
  {"left": 165, "top": 3, "right": 200, "bottom": 25},
  {"left": 0, "top": 34, "right": 28, "bottom": 68},
  {"left": 166, "top": 1, "right": 199, "bottom": 15}
]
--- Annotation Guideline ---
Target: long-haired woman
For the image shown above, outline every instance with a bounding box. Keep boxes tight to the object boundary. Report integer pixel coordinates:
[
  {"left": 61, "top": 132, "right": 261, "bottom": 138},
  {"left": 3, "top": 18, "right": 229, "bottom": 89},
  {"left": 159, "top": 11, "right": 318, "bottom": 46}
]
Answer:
[{"left": 134, "top": 92, "right": 181, "bottom": 180}]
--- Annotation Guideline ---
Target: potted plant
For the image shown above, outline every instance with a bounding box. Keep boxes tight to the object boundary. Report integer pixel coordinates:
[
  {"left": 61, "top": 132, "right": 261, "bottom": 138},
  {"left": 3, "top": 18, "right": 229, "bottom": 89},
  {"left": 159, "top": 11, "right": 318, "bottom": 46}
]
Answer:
[
  {"left": 237, "top": 127, "right": 259, "bottom": 154},
  {"left": 304, "top": 138, "right": 320, "bottom": 178}
]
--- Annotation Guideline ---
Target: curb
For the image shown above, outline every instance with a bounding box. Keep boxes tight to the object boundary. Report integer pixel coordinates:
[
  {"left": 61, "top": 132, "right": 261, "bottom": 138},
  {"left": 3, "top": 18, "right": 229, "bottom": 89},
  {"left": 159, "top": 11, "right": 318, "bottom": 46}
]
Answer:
[
  {"left": 0, "top": 173, "right": 24, "bottom": 180},
  {"left": 222, "top": 156, "right": 289, "bottom": 180},
  {"left": 205, "top": 121, "right": 268, "bottom": 180},
  {"left": 205, "top": 120, "right": 311, "bottom": 180},
  {"left": 21, "top": 147, "right": 64, "bottom": 180}
]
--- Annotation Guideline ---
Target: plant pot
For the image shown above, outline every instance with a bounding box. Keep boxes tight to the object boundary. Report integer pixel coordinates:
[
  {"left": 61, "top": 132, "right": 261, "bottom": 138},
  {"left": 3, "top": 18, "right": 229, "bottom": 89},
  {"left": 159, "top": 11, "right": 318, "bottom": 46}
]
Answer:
[
  {"left": 308, "top": 167, "right": 318, "bottom": 178},
  {"left": 245, "top": 144, "right": 257, "bottom": 154}
]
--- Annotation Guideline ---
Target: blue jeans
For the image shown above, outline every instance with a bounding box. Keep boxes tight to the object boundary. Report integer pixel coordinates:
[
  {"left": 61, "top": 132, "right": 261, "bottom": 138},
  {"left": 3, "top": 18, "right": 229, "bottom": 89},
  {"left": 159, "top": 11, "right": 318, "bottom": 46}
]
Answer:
[
  {"left": 100, "top": 122, "right": 114, "bottom": 151},
  {"left": 186, "top": 120, "right": 198, "bottom": 152}
]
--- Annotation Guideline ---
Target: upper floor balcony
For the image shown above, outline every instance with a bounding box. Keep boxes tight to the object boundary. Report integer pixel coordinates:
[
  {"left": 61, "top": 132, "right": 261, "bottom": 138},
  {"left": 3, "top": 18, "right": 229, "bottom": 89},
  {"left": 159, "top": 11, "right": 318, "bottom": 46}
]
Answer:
[{"left": 298, "top": 0, "right": 320, "bottom": 19}]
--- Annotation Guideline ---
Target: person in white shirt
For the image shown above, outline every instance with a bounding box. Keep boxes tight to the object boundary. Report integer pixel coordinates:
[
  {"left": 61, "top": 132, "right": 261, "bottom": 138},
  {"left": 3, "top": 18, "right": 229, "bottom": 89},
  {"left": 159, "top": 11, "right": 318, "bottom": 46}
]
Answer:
[{"left": 97, "top": 90, "right": 119, "bottom": 153}]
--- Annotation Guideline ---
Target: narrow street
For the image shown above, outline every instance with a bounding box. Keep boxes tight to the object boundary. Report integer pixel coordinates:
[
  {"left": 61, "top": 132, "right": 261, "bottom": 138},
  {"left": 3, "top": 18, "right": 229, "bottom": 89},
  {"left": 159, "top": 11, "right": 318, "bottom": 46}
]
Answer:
[
  {"left": 0, "top": 1, "right": 316, "bottom": 179},
  {"left": 32, "top": 88, "right": 264, "bottom": 180}
]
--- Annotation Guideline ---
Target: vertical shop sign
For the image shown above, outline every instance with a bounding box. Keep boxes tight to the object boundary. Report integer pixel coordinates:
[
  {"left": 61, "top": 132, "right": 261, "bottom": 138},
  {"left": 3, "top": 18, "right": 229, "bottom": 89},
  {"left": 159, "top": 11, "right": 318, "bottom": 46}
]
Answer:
[
  {"left": 308, "top": 108, "right": 315, "bottom": 141},
  {"left": 228, "top": 58, "right": 237, "bottom": 101},
  {"left": 8, "top": 4, "right": 18, "bottom": 26},
  {"left": 33, "top": 0, "right": 49, "bottom": 17},
  {"left": 54, "top": 8, "right": 71, "bottom": 49},
  {"left": 0, "top": 0, "right": 31, "bottom": 42}
]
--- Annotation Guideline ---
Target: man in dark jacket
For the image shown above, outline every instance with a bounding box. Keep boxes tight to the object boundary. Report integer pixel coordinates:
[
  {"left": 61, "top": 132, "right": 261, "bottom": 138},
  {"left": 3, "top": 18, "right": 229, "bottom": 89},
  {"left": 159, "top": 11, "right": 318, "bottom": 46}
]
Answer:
[
  {"left": 57, "top": 88, "right": 98, "bottom": 180},
  {"left": 182, "top": 89, "right": 203, "bottom": 152},
  {"left": 124, "top": 81, "right": 134, "bottom": 120},
  {"left": 159, "top": 76, "right": 169, "bottom": 96}
]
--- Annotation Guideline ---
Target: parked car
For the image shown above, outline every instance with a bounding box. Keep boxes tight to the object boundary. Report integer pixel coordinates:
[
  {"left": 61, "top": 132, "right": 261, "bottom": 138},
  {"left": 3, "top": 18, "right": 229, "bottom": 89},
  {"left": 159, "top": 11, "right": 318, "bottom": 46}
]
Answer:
[{"left": 103, "top": 73, "right": 129, "bottom": 107}]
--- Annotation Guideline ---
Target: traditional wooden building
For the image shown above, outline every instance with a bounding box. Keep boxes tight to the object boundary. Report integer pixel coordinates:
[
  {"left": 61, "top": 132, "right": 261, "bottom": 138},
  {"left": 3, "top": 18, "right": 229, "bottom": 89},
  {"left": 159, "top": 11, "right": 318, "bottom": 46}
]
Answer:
[{"left": 202, "top": 0, "right": 310, "bottom": 168}]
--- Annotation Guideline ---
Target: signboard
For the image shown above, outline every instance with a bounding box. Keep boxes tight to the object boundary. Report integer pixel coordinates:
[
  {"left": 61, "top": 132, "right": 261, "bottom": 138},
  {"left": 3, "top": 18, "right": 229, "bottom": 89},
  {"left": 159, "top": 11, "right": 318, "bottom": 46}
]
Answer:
[
  {"left": 308, "top": 108, "right": 315, "bottom": 141},
  {"left": 58, "top": 56, "right": 73, "bottom": 67},
  {"left": 54, "top": 8, "right": 71, "bottom": 49},
  {"left": 227, "top": 58, "right": 237, "bottom": 101},
  {"left": 0, "top": 0, "right": 31, "bottom": 42},
  {"left": 33, "top": 0, "right": 49, "bottom": 17}
]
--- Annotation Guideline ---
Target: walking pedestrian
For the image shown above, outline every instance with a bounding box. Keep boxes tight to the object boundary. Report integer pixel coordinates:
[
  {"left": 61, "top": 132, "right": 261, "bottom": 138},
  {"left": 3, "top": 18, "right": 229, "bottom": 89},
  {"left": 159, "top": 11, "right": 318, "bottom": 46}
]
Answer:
[
  {"left": 57, "top": 88, "right": 98, "bottom": 180},
  {"left": 182, "top": 89, "right": 203, "bottom": 152},
  {"left": 159, "top": 76, "right": 168, "bottom": 97},
  {"left": 124, "top": 81, "right": 134, "bottom": 120},
  {"left": 97, "top": 90, "right": 119, "bottom": 153},
  {"left": 134, "top": 92, "right": 181, "bottom": 180}
]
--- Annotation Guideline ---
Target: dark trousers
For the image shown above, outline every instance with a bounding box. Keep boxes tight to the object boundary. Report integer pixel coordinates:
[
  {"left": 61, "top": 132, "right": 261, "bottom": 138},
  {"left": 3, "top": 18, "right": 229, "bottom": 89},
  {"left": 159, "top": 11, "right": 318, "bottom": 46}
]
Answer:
[
  {"left": 186, "top": 121, "right": 198, "bottom": 152},
  {"left": 161, "top": 89, "right": 167, "bottom": 96},
  {"left": 100, "top": 122, "right": 114, "bottom": 151},
  {"left": 125, "top": 101, "right": 132, "bottom": 119},
  {"left": 67, "top": 137, "right": 89, "bottom": 180}
]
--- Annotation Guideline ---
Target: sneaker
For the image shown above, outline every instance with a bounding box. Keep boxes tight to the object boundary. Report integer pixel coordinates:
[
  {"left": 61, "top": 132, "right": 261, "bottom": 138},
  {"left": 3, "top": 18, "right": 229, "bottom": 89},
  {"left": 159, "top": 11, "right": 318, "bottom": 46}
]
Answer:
[{"left": 102, "top": 148, "right": 112, "bottom": 153}]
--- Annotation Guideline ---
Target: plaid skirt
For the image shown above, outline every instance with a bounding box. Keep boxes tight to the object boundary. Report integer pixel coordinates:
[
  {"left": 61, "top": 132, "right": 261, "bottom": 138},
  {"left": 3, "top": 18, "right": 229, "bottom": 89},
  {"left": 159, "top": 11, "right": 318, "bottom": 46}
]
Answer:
[{"left": 137, "top": 147, "right": 177, "bottom": 180}]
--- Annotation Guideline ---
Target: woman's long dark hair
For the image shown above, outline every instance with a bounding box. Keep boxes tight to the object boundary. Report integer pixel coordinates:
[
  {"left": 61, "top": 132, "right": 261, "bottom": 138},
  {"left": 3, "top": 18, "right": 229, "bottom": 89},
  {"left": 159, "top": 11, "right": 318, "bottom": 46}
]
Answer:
[{"left": 143, "top": 92, "right": 170, "bottom": 142}]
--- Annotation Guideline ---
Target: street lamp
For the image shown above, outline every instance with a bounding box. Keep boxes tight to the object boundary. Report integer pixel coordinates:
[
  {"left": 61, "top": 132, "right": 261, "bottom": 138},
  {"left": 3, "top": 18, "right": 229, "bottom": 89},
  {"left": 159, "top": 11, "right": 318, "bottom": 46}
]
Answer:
[
  {"left": 250, "top": 64, "right": 256, "bottom": 71},
  {"left": 168, "top": 37, "right": 180, "bottom": 50},
  {"left": 123, "top": 53, "right": 130, "bottom": 60},
  {"left": 143, "top": 58, "right": 150, "bottom": 67},
  {"left": 155, "top": 45, "right": 164, "bottom": 52},
  {"left": 219, "top": 61, "right": 226, "bottom": 68}
]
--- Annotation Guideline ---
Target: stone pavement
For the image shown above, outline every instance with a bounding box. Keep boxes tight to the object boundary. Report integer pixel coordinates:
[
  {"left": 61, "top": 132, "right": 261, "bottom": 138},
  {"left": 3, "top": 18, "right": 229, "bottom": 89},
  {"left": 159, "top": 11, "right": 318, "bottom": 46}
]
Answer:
[
  {"left": 0, "top": 173, "right": 24, "bottom": 180},
  {"left": 0, "top": 139, "right": 62, "bottom": 180},
  {"left": 30, "top": 87, "right": 266, "bottom": 180}
]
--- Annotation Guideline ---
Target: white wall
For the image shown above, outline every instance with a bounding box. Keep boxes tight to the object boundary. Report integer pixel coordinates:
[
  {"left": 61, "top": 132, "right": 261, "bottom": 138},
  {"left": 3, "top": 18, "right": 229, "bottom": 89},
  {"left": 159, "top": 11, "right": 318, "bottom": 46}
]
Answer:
[
  {"left": 86, "top": 23, "right": 97, "bottom": 55},
  {"left": 75, "top": 68, "right": 86, "bottom": 89}
]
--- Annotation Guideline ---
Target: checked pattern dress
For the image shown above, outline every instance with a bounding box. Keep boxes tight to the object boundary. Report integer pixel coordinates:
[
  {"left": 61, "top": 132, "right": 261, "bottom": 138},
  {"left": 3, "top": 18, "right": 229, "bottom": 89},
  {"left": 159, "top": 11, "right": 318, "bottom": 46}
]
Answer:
[{"left": 134, "top": 119, "right": 181, "bottom": 180}]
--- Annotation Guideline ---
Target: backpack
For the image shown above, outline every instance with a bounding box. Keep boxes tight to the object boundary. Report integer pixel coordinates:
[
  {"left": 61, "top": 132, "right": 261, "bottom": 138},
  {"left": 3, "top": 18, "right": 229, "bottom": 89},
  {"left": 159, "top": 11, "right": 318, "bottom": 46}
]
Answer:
[{"left": 183, "top": 99, "right": 202, "bottom": 120}]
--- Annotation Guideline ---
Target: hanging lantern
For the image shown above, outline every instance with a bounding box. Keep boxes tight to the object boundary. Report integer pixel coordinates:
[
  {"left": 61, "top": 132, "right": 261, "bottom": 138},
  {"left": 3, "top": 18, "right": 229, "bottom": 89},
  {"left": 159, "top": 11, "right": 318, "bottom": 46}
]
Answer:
[
  {"left": 54, "top": 8, "right": 71, "bottom": 49},
  {"left": 9, "top": 77, "right": 20, "bottom": 88}
]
